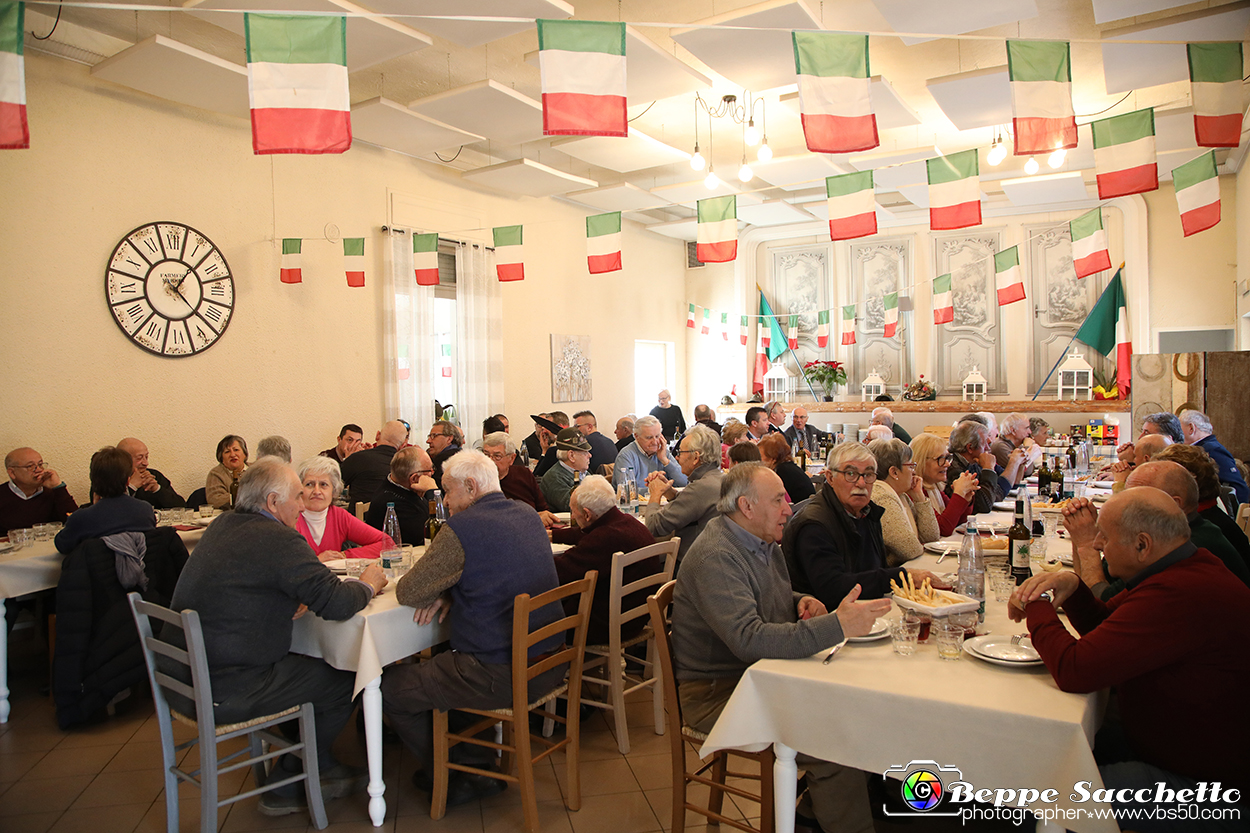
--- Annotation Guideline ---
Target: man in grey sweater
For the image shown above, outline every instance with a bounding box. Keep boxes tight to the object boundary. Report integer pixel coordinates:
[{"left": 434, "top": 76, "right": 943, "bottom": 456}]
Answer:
[
  {"left": 642, "top": 424, "right": 723, "bottom": 564},
  {"left": 673, "top": 463, "right": 892, "bottom": 833}
]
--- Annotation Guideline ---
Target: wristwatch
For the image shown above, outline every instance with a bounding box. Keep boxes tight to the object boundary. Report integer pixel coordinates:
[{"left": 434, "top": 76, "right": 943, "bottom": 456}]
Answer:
[{"left": 1037, "top": 590, "right": 1055, "bottom": 604}]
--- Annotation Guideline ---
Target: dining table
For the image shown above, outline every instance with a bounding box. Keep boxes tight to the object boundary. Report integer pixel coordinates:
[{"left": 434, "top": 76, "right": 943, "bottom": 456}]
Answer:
[{"left": 699, "top": 502, "right": 1120, "bottom": 833}]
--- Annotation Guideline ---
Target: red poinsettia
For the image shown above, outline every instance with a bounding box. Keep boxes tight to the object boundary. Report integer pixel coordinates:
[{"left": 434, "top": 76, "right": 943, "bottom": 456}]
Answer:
[{"left": 802, "top": 360, "right": 847, "bottom": 390}]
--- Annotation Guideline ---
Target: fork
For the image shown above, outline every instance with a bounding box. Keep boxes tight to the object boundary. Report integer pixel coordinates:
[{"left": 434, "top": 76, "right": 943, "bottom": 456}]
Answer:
[{"left": 1011, "top": 633, "right": 1028, "bottom": 645}]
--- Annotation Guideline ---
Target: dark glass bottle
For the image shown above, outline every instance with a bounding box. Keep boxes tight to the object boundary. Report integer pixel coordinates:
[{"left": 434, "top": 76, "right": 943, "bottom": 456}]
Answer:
[{"left": 1008, "top": 498, "right": 1032, "bottom": 585}]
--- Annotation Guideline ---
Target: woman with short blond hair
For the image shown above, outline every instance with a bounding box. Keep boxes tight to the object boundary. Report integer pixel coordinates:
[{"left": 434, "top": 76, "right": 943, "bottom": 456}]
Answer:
[{"left": 910, "top": 432, "right": 977, "bottom": 537}]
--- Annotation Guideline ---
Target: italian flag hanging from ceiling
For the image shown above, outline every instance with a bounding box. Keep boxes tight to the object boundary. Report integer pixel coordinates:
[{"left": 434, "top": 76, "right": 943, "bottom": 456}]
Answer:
[
  {"left": 413, "top": 233, "right": 439, "bottom": 286},
  {"left": 792, "top": 31, "right": 878, "bottom": 154},
  {"left": 245, "top": 13, "right": 351, "bottom": 155},
  {"left": 280, "top": 238, "right": 302, "bottom": 284},
  {"left": 686, "top": 303, "right": 696, "bottom": 329},
  {"left": 994, "top": 246, "right": 1026, "bottom": 305},
  {"left": 1172, "top": 150, "right": 1221, "bottom": 237},
  {"left": 343, "top": 238, "right": 364, "bottom": 287},
  {"left": 0, "top": 2, "right": 29, "bottom": 150},
  {"left": 493, "top": 225, "right": 524, "bottom": 281},
  {"left": 701, "top": 308, "right": 711, "bottom": 335},
  {"left": 816, "top": 310, "right": 829, "bottom": 347},
  {"left": 927, "top": 150, "right": 981, "bottom": 230},
  {"left": 586, "top": 211, "right": 622, "bottom": 273},
  {"left": 841, "top": 305, "right": 857, "bottom": 345},
  {"left": 1069, "top": 208, "right": 1112, "bottom": 279},
  {"left": 696, "top": 195, "right": 737, "bottom": 263},
  {"left": 826, "top": 170, "right": 877, "bottom": 241},
  {"left": 721, "top": 312, "right": 730, "bottom": 341},
  {"left": 1188, "top": 42, "right": 1243, "bottom": 148},
  {"left": 882, "top": 292, "right": 899, "bottom": 337},
  {"left": 536, "top": 19, "right": 627, "bottom": 137},
  {"left": 1007, "top": 39, "right": 1077, "bottom": 155},
  {"left": 739, "top": 315, "right": 749, "bottom": 346},
  {"left": 1092, "top": 108, "right": 1157, "bottom": 199},
  {"left": 933, "top": 273, "right": 953, "bottom": 324}
]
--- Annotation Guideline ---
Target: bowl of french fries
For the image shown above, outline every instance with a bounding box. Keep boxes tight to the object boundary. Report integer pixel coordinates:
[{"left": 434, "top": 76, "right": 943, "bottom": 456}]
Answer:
[{"left": 890, "top": 573, "right": 981, "bottom": 617}]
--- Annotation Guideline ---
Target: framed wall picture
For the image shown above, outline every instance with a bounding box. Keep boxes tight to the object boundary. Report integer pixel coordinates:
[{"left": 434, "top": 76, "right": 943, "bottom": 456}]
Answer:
[{"left": 551, "top": 334, "right": 592, "bottom": 403}]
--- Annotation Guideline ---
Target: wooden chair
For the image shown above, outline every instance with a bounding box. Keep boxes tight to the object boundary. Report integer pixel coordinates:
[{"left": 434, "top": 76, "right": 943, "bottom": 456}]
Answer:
[
  {"left": 128, "top": 593, "right": 327, "bottom": 833},
  {"left": 354, "top": 501, "right": 370, "bottom": 521},
  {"left": 598, "top": 462, "right": 615, "bottom": 479},
  {"left": 1237, "top": 502, "right": 1250, "bottom": 537},
  {"left": 430, "top": 573, "right": 597, "bottom": 833},
  {"left": 648, "top": 581, "right": 774, "bottom": 833},
  {"left": 581, "top": 539, "right": 680, "bottom": 754}
]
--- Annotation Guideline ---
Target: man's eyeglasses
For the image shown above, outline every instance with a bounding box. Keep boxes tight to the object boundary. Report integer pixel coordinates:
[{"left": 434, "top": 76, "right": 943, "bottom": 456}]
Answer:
[
  {"left": 483, "top": 451, "right": 511, "bottom": 461},
  {"left": 831, "top": 468, "right": 877, "bottom": 484},
  {"left": 414, "top": 468, "right": 435, "bottom": 477},
  {"left": 9, "top": 461, "right": 46, "bottom": 472},
  {"left": 674, "top": 448, "right": 698, "bottom": 456}
]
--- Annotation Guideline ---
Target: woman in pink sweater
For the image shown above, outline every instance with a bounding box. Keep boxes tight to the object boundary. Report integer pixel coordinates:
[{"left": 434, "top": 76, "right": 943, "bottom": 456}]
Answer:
[{"left": 296, "top": 456, "right": 393, "bottom": 560}]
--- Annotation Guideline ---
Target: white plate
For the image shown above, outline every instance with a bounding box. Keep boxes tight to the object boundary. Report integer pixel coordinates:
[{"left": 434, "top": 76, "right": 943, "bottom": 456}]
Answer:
[
  {"left": 963, "top": 635, "right": 1042, "bottom": 666},
  {"left": 847, "top": 617, "right": 891, "bottom": 642},
  {"left": 955, "top": 522, "right": 1009, "bottom": 535},
  {"left": 923, "top": 541, "right": 959, "bottom": 557},
  {"left": 992, "top": 500, "right": 1014, "bottom": 511},
  {"left": 321, "top": 558, "right": 350, "bottom": 573}
]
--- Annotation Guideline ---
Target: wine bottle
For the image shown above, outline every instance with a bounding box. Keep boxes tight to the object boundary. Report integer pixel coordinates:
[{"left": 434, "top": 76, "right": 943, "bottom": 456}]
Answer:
[
  {"left": 1009, "top": 498, "right": 1032, "bottom": 585},
  {"left": 425, "top": 490, "right": 446, "bottom": 542}
]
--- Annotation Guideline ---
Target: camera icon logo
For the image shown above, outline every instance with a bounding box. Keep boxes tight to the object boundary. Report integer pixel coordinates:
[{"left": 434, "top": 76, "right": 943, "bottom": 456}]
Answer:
[{"left": 881, "top": 760, "right": 964, "bottom": 817}]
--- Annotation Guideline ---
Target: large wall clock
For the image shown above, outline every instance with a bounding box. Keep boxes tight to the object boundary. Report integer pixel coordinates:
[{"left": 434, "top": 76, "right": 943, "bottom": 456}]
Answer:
[{"left": 104, "top": 222, "right": 235, "bottom": 357}]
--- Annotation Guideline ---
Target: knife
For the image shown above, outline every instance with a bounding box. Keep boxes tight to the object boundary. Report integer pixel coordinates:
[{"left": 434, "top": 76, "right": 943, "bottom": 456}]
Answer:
[{"left": 822, "top": 640, "right": 848, "bottom": 665}]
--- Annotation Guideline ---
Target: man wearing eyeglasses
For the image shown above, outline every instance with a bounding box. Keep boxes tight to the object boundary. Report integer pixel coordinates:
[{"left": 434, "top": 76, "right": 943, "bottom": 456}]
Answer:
[
  {"left": 482, "top": 433, "right": 564, "bottom": 530},
  {"left": 364, "top": 447, "right": 437, "bottom": 545},
  {"left": 782, "top": 442, "right": 945, "bottom": 610},
  {"left": 1, "top": 447, "right": 77, "bottom": 536}
]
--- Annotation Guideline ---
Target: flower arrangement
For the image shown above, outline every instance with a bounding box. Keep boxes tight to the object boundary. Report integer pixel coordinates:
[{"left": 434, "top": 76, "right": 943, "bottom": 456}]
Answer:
[
  {"left": 802, "top": 360, "right": 847, "bottom": 392},
  {"left": 903, "top": 375, "right": 937, "bottom": 401}
]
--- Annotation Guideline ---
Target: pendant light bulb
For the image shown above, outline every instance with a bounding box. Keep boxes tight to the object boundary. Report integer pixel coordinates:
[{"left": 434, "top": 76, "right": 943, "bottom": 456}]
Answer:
[
  {"left": 1048, "top": 148, "right": 1066, "bottom": 168},
  {"left": 1024, "top": 156, "right": 1040, "bottom": 175},
  {"left": 704, "top": 168, "right": 721, "bottom": 190},
  {"left": 690, "top": 145, "right": 706, "bottom": 172},
  {"left": 987, "top": 140, "right": 1007, "bottom": 167},
  {"left": 744, "top": 120, "right": 760, "bottom": 147},
  {"left": 738, "top": 161, "right": 753, "bottom": 182},
  {"left": 756, "top": 138, "right": 773, "bottom": 163}
]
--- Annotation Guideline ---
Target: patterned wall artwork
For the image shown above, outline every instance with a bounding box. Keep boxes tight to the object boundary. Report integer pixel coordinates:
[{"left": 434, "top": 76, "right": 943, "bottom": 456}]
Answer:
[
  {"left": 848, "top": 235, "right": 913, "bottom": 391},
  {"left": 551, "top": 334, "right": 592, "bottom": 403},
  {"left": 771, "top": 244, "right": 831, "bottom": 369},
  {"left": 932, "top": 230, "right": 1005, "bottom": 396}
]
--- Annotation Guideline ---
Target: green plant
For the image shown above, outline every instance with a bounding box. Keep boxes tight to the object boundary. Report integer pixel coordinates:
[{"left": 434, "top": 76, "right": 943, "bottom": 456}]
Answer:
[{"left": 802, "top": 360, "right": 847, "bottom": 390}]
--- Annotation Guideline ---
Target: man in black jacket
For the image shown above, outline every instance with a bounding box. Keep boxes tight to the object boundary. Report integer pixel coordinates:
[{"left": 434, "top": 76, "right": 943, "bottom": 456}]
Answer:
[
  {"left": 342, "top": 420, "right": 408, "bottom": 505},
  {"left": 365, "top": 446, "right": 435, "bottom": 545},
  {"left": 118, "top": 437, "right": 185, "bottom": 508}
]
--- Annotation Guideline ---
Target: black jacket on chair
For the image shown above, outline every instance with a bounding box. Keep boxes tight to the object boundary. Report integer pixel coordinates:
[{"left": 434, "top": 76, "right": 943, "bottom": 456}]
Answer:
[{"left": 53, "top": 527, "right": 188, "bottom": 728}]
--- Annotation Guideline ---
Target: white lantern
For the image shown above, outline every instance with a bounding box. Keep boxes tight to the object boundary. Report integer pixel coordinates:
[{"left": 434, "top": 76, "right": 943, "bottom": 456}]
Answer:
[
  {"left": 1057, "top": 352, "right": 1094, "bottom": 401},
  {"left": 763, "top": 361, "right": 795, "bottom": 402},
  {"left": 961, "top": 366, "right": 988, "bottom": 401},
  {"left": 860, "top": 369, "right": 886, "bottom": 401}
]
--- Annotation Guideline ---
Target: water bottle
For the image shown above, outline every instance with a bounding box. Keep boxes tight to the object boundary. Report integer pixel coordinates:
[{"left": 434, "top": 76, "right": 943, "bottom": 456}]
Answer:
[
  {"left": 625, "top": 466, "right": 637, "bottom": 505},
  {"left": 380, "top": 502, "right": 403, "bottom": 578},
  {"left": 958, "top": 518, "right": 986, "bottom": 624},
  {"left": 517, "top": 443, "right": 530, "bottom": 468}
]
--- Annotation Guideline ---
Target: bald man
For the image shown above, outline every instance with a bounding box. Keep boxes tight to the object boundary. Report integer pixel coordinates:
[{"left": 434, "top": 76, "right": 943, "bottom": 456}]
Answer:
[
  {"left": 1012, "top": 489, "right": 1250, "bottom": 823},
  {"left": 1104, "top": 432, "right": 1172, "bottom": 490},
  {"left": 118, "top": 437, "right": 185, "bottom": 509},
  {"left": 341, "top": 420, "right": 410, "bottom": 507}
]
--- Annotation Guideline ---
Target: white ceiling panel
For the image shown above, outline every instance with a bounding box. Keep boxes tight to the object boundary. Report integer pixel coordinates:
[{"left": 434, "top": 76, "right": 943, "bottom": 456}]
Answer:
[
  {"left": 621, "top": 210, "right": 666, "bottom": 225},
  {"left": 737, "top": 199, "right": 816, "bottom": 226},
  {"left": 894, "top": 183, "right": 989, "bottom": 208},
  {"left": 90, "top": 35, "right": 249, "bottom": 119},
  {"left": 1154, "top": 107, "right": 1202, "bottom": 153},
  {"left": 182, "top": 0, "right": 432, "bottom": 72},
  {"left": 927, "top": 66, "right": 1011, "bottom": 132},
  {"left": 871, "top": 0, "right": 1038, "bottom": 46},
  {"left": 552, "top": 129, "right": 691, "bottom": 173},
  {"left": 1091, "top": 0, "right": 1195, "bottom": 25},
  {"left": 645, "top": 217, "right": 701, "bottom": 241},
  {"left": 1000, "top": 172, "right": 1090, "bottom": 206},
  {"left": 362, "top": 0, "right": 572, "bottom": 48},
  {"left": 565, "top": 183, "right": 673, "bottom": 212},
  {"left": 753, "top": 153, "right": 852, "bottom": 191},
  {"left": 870, "top": 158, "right": 929, "bottom": 190},
  {"left": 801, "top": 201, "right": 895, "bottom": 223},
  {"left": 351, "top": 98, "right": 483, "bottom": 157},
  {"left": 780, "top": 75, "right": 921, "bottom": 130},
  {"left": 650, "top": 178, "right": 745, "bottom": 205},
  {"left": 408, "top": 80, "right": 544, "bottom": 147},
  {"left": 671, "top": 0, "right": 823, "bottom": 93},
  {"left": 1101, "top": 5, "right": 1250, "bottom": 95},
  {"left": 461, "top": 158, "right": 596, "bottom": 196}
]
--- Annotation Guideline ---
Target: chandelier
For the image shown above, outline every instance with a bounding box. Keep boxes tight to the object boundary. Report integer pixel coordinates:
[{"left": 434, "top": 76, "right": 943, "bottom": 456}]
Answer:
[{"left": 689, "top": 91, "right": 772, "bottom": 189}]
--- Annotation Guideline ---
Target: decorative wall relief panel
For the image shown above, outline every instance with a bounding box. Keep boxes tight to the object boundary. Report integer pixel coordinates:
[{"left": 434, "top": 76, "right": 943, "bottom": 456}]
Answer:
[
  {"left": 1026, "top": 224, "right": 1110, "bottom": 395},
  {"left": 932, "top": 230, "right": 1005, "bottom": 395},
  {"left": 771, "top": 244, "right": 832, "bottom": 369},
  {"left": 848, "top": 235, "right": 913, "bottom": 392}
]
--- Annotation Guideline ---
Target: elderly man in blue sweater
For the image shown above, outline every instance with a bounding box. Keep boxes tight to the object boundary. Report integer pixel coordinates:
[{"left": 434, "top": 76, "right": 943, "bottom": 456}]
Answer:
[{"left": 612, "top": 414, "right": 687, "bottom": 494}]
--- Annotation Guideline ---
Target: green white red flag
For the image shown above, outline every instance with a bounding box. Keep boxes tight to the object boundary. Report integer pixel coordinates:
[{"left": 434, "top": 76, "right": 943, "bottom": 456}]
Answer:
[
  {"left": 995, "top": 246, "right": 1026, "bottom": 305},
  {"left": 792, "top": 31, "right": 877, "bottom": 154},
  {"left": 1007, "top": 39, "right": 1077, "bottom": 155},
  {"left": 933, "top": 273, "right": 953, "bottom": 324},
  {"left": 697, "top": 195, "right": 737, "bottom": 263},
  {"left": 280, "top": 238, "right": 302, "bottom": 284},
  {"left": 1172, "top": 151, "right": 1221, "bottom": 237},
  {"left": 1069, "top": 208, "right": 1111, "bottom": 279},
  {"left": 787, "top": 315, "right": 798, "bottom": 349},
  {"left": 882, "top": 292, "right": 899, "bottom": 337},
  {"left": 1187, "top": 42, "right": 1243, "bottom": 148},
  {"left": 440, "top": 343, "right": 452, "bottom": 378},
  {"left": 739, "top": 315, "right": 749, "bottom": 346},
  {"left": 536, "top": 19, "right": 627, "bottom": 137},
  {"left": 586, "top": 211, "right": 622, "bottom": 273},
  {"left": 245, "top": 14, "right": 350, "bottom": 155},
  {"left": 413, "top": 233, "right": 439, "bottom": 286},
  {"left": 841, "top": 305, "right": 857, "bottom": 345},
  {"left": 0, "top": 2, "right": 28, "bottom": 150},
  {"left": 686, "top": 303, "right": 696, "bottom": 329},
  {"left": 701, "top": 308, "right": 711, "bottom": 335},
  {"left": 927, "top": 150, "right": 981, "bottom": 230},
  {"left": 721, "top": 312, "right": 730, "bottom": 341},
  {"left": 1092, "top": 108, "right": 1157, "bottom": 199},
  {"left": 1074, "top": 268, "right": 1131, "bottom": 396},
  {"left": 817, "top": 310, "right": 829, "bottom": 347},
  {"left": 397, "top": 344, "right": 410, "bottom": 381},
  {"left": 493, "top": 225, "right": 524, "bottom": 281},
  {"left": 343, "top": 238, "right": 364, "bottom": 286},
  {"left": 826, "top": 170, "right": 876, "bottom": 241}
]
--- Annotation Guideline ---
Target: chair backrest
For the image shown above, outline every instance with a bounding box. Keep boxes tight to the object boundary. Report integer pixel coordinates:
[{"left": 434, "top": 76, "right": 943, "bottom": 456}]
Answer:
[
  {"left": 127, "top": 592, "right": 215, "bottom": 728},
  {"left": 511, "top": 573, "right": 598, "bottom": 713},
  {"left": 355, "top": 501, "right": 371, "bottom": 521},
  {"left": 647, "top": 581, "right": 683, "bottom": 741},
  {"left": 599, "top": 463, "right": 615, "bottom": 479},
  {"left": 606, "top": 539, "right": 679, "bottom": 652},
  {"left": 1218, "top": 485, "right": 1238, "bottom": 517},
  {"left": 1237, "top": 503, "right": 1250, "bottom": 537},
  {"left": 186, "top": 488, "right": 208, "bottom": 511}
]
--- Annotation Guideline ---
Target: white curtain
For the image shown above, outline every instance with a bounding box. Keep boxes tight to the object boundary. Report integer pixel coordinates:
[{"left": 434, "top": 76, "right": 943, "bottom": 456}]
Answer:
[
  {"left": 383, "top": 229, "right": 436, "bottom": 435},
  {"left": 454, "top": 241, "right": 504, "bottom": 438}
]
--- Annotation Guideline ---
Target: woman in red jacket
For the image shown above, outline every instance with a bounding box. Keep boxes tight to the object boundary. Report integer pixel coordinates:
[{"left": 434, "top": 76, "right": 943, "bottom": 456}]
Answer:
[
  {"left": 911, "top": 433, "right": 978, "bottom": 537},
  {"left": 296, "top": 456, "right": 393, "bottom": 560}
]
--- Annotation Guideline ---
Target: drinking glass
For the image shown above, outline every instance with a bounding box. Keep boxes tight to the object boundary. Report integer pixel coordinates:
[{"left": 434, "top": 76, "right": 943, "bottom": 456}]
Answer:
[
  {"left": 34, "top": 523, "right": 53, "bottom": 541},
  {"left": 199, "top": 504, "right": 213, "bottom": 518},
  {"left": 934, "top": 621, "right": 965, "bottom": 660},
  {"left": 346, "top": 557, "right": 379, "bottom": 579},
  {"left": 903, "top": 609, "right": 931, "bottom": 643},
  {"left": 8, "top": 528, "right": 28, "bottom": 550},
  {"left": 992, "top": 572, "right": 1013, "bottom": 602},
  {"left": 890, "top": 620, "right": 920, "bottom": 656}
]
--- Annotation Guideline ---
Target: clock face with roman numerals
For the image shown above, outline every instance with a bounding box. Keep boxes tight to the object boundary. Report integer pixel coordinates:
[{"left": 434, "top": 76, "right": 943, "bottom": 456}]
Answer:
[{"left": 104, "top": 222, "right": 235, "bottom": 357}]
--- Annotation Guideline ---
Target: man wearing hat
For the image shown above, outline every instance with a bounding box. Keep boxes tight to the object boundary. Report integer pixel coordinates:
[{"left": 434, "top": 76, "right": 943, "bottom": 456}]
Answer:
[
  {"left": 540, "top": 428, "right": 592, "bottom": 512},
  {"left": 532, "top": 412, "right": 570, "bottom": 478}
]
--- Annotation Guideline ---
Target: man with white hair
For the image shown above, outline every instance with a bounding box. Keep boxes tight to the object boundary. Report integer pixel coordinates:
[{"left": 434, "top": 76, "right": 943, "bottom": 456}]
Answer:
[
  {"left": 1179, "top": 408, "right": 1248, "bottom": 503},
  {"left": 784, "top": 406, "right": 827, "bottom": 455},
  {"left": 614, "top": 415, "right": 636, "bottom": 451},
  {"left": 383, "top": 450, "right": 566, "bottom": 806},
  {"left": 257, "top": 435, "right": 292, "bottom": 463},
  {"left": 650, "top": 388, "right": 686, "bottom": 441},
  {"left": 764, "top": 400, "right": 787, "bottom": 434},
  {"left": 342, "top": 419, "right": 409, "bottom": 507},
  {"left": 863, "top": 424, "right": 893, "bottom": 443},
  {"left": 641, "top": 424, "right": 723, "bottom": 563},
  {"left": 947, "top": 420, "right": 1013, "bottom": 514},
  {"left": 613, "top": 414, "right": 687, "bottom": 493},
  {"left": 481, "top": 432, "right": 563, "bottom": 529},
  {"left": 870, "top": 406, "right": 911, "bottom": 444},
  {"left": 117, "top": 437, "right": 185, "bottom": 509},
  {"left": 990, "top": 413, "right": 1040, "bottom": 475}
]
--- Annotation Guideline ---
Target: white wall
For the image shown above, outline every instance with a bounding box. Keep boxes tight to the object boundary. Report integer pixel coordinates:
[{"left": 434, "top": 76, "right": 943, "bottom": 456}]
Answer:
[{"left": 0, "top": 53, "right": 687, "bottom": 497}]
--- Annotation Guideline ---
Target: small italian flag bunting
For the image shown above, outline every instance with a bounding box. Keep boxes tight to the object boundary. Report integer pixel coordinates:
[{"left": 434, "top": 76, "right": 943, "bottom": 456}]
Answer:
[
  {"left": 1007, "top": 40, "right": 1077, "bottom": 155},
  {"left": 882, "top": 292, "right": 899, "bottom": 338},
  {"left": 1172, "top": 151, "right": 1221, "bottom": 237},
  {"left": 739, "top": 315, "right": 749, "bottom": 346},
  {"left": 701, "top": 308, "right": 711, "bottom": 335},
  {"left": 933, "top": 274, "right": 953, "bottom": 324},
  {"left": 413, "top": 233, "right": 439, "bottom": 286},
  {"left": 1188, "top": 42, "right": 1243, "bottom": 148},
  {"left": 826, "top": 170, "right": 877, "bottom": 241},
  {"left": 280, "top": 238, "right": 302, "bottom": 284},
  {"left": 440, "top": 343, "right": 452, "bottom": 378},
  {"left": 760, "top": 317, "right": 771, "bottom": 348},
  {"left": 245, "top": 14, "right": 351, "bottom": 155},
  {"left": 537, "top": 20, "right": 627, "bottom": 137},
  {"left": 1092, "top": 108, "right": 1157, "bottom": 199},
  {"left": 927, "top": 150, "right": 981, "bottom": 230},
  {"left": 696, "top": 196, "right": 737, "bottom": 263},
  {"left": 493, "top": 225, "right": 524, "bottom": 281},
  {"left": 586, "top": 211, "right": 622, "bottom": 274},
  {"left": 721, "top": 312, "right": 730, "bottom": 341},
  {"left": 397, "top": 344, "right": 410, "bottom": 381},
  {"left": 841, "top": 305, "right": 857, "bottom": 345},
  {"left": 792, "top": 32, "right": 877, "bottom": 154},
  {"left": 686, "top": 303, "right": 696, "bottom": 329},
  {"left": 816, "top": 310, "right": 829, "bottom": 347},
  {"left": 1070, "top": 208, "right": 1111, "bottom": 278},
  {"left": 787, "top": 315, "right": 799, "bottom": 349},
  {"left": 0, "top": 2, "right": 29, "bottom": 150},
  {"left": 343, "top": 238, "right": 364, "bottom": 287},
  {"left": 995, "top": 246, "right": 1026, "bottom": 305}
]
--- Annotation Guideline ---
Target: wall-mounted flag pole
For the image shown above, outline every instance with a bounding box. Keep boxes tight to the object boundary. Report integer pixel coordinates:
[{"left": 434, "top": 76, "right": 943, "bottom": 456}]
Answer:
[
  {"left": 493, "top": 225, "right": 524, "bottom": 281},
  {"left": 280, "top": 238, "right": 302, "bottom": 284},
  {"left": 537, "top": 19, "right": 627, "bottom": 137},
  {"left": 343, "top": 238, "right": 364, "bottom": 287},
  {"left": 413, "top": 233, "right": 439, "bottom": 286}
]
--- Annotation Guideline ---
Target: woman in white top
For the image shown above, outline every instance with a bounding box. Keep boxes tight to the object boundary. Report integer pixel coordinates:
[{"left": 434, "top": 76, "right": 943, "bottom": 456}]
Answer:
[{"left": 868, "top": 438, "right": 940, "bottom": 567}]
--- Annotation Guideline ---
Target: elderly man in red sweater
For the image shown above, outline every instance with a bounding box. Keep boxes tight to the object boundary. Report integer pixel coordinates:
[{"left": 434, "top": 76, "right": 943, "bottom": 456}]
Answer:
[{"left": 1010, "top": 488, "right": 1249, "bottom": 830}]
